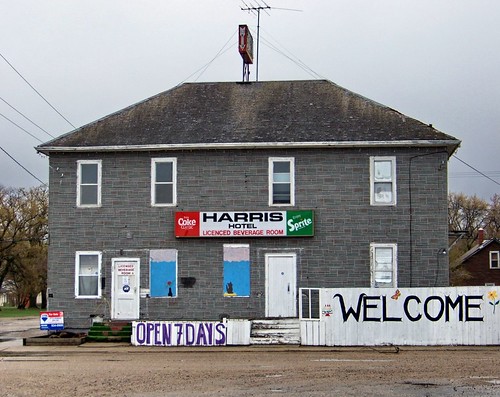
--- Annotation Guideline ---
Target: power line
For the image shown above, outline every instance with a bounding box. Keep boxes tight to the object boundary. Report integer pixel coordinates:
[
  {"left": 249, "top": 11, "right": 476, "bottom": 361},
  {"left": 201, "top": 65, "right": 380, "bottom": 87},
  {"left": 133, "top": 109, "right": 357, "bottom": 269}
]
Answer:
[
  {"left": 257, "top": 29, "right": 324, "bottom": 79},
  {"left": 452, "top": 155, "right": 500, "bottom": 187},
  {"left": 0, "top": 95, "right": 55, "bottom": 139},
  {"left": 0, "top": 145, "right": 45, "bottom": 186},
  {"left": 0, "top": 111, "right": 44, "bottom": 143},
  {"left": 192, "top": 30, "right": 237, "bottom": 82},
  {"left": 177, "top": 29, "right": 237, "bottom": 86},
  {"left": 450, "top": 171, "right": 500, "bottom": 179},
  {"left": 0, "top": 51, "right": 75, "bottom": 129}
]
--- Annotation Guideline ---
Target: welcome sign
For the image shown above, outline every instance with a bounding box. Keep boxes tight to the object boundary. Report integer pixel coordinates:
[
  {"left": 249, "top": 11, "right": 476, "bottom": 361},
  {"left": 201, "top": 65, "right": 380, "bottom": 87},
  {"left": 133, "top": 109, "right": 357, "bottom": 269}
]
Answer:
[
  {"left": 175, "top": 210, "right": 314, "bottom": 238},
  {"left": 301, "top": 287, "right": 500, "bottom": 346}
]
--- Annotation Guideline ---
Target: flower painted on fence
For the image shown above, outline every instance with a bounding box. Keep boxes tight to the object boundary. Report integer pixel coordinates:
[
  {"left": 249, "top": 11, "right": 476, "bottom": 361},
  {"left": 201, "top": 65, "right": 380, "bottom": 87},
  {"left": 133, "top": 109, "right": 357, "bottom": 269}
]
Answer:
[
  {"left": 391, "top": 289, "right": 401, "bottom": 301},
  {"left": 488, "top": 290, "right": 499, "bottom": 314}
]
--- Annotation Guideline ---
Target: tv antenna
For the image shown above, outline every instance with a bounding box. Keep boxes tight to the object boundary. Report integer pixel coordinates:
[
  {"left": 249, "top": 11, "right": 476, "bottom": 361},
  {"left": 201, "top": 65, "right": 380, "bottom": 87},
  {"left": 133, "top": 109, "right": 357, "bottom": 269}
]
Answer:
[{"left": 240, "top": 1, "right": 301, "bottom": 81}]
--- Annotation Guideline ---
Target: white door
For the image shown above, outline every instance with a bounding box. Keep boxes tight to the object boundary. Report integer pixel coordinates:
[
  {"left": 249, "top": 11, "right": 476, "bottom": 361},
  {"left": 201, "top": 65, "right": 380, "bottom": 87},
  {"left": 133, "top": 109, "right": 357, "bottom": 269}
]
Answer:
[
  {"left": 111, "top": 258, "right": 140, "bottom": 320},
  {"left": 265, "top": 253, "right": 297, "bottom": 317}
]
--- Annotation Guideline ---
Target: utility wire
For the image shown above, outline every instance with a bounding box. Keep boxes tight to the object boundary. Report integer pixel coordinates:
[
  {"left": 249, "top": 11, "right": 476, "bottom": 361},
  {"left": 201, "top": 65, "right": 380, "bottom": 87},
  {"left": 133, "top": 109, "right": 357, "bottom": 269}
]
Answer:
[
  {"left": 0, "top": 51, "right": 75, "bottom": 129},
  {"left": 0, "top": 111, "right": 44, "bottom": 143},
  {"left": 450, "top": 171, "right": 500, "bottom": 178},
  {"left": 0, "top": 145, "right": 45, "bottom": 185},
  {"left": 193, "top": 32, "right": 236, "bottom": 82},
  {"left": 177, "top": 29, "right": 237, "bottom": 85},
  {"left": 257, "top": 30, "right": 325, "bottom": 80},
  {"left": 0, "top": 95, "right": 55, "bottom": 139},
  {"left": 452, "top": 155, "right": 500, "bottom": 187}
]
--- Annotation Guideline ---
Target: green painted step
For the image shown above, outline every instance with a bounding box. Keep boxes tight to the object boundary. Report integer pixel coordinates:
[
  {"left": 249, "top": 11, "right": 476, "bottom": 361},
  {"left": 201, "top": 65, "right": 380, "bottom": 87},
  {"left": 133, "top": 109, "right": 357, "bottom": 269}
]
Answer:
[{"left": 86, "top": 321, "right": 132, "bottom": 342}]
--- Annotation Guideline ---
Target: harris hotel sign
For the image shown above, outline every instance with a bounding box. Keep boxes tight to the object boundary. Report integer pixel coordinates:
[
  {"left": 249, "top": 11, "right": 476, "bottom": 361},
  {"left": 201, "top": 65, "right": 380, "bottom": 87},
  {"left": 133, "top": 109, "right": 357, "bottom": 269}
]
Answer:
[{"left": 175, "top": 210, "right": 314, "bottom": 238}]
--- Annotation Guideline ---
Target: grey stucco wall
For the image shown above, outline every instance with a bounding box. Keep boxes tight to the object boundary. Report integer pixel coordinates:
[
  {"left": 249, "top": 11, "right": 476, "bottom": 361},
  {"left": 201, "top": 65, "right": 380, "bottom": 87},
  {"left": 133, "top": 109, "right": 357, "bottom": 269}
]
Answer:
[{"left": 46, "top": 147, "right": 449, "bottom": 328}]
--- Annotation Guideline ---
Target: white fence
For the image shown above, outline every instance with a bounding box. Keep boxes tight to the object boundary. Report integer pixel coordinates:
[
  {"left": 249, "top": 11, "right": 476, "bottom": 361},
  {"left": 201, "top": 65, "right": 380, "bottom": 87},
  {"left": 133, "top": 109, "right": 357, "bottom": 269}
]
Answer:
[{"left": 300, "top": 287, "right": 500, "bottom": 346}]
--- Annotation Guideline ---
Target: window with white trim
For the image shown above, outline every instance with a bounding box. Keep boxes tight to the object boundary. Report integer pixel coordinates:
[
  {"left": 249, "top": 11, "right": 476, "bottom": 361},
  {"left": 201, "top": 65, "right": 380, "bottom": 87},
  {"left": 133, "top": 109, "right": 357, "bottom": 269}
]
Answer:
[
  {"left": 269, "top": 157, "right": 294, "bottom": 206},
  {"left": 490, "top": 251, "right": 500, "bottom": 269},
  {"left": 75, "top": 251, "right": 102, "bottom": 298},
  {"left": 151, "top": 158, "right": 177, "bottom": 206},
  {"left": 370, "top": 243, "right": 397, "bottom": 288},
  {"left": 370, "top": 157, "right": 396, "bottom": 206},
  {"left": 77, "top": 160, "right": 102, "bottom": 207}
]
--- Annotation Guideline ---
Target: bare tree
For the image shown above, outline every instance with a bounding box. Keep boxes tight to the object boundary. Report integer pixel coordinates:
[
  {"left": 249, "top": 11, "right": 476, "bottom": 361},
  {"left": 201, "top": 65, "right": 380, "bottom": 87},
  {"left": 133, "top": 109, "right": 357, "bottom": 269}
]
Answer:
[
  {"left": 485, "top": 193, "right": 500, "bottom": 239},
  {"left": 448, "top": 192, "right": 489, "bottom": 248},
  {"left": 0, "top": 186, "right": 48, "bottom": 308}
]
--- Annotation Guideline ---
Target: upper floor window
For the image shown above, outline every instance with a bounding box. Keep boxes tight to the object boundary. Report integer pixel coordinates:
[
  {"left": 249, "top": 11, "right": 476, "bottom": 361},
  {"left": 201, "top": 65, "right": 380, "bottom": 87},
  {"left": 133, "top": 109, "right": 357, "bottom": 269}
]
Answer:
[
  {"left": 75, "top": 251, "right": 102, "bottom": 298},
  {"left": 269, "top": 157, "right": 295, "bottom": 206},
  {"left": 370, "top": 157, "right": 396, "bottom": 206},
  {"left": 491, "top": 251, "right": 500, "bottom": 269},
  {"left": 151, "top": 158, "right": 177, "bottom": 206},
  {"left": 370, "top": 243, "right": 397, "bottom": 288},
  {"left": 77, "top": 160, "right": 101, "bottom": 207}
]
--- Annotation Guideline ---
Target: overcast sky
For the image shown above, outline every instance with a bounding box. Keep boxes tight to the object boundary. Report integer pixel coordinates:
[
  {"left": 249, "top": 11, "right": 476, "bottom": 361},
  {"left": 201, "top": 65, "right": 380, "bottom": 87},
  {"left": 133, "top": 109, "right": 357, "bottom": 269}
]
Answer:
[{"left": 1, "top": 0, "right": 499, "bottom": 200}]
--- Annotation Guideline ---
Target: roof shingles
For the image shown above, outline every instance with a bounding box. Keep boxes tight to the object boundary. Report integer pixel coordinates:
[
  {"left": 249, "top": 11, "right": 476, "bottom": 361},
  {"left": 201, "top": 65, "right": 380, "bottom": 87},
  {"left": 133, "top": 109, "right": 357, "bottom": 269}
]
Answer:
[{"left": 37, "top": 80, "right": 460, "bottom": 152}]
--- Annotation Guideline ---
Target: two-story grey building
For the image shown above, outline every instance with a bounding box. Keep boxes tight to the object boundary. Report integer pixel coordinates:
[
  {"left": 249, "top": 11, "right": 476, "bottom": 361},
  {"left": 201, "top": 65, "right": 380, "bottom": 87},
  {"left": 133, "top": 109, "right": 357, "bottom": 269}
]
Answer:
[{"left": 36, "top": 80, "right": 460, "bottom": 330}]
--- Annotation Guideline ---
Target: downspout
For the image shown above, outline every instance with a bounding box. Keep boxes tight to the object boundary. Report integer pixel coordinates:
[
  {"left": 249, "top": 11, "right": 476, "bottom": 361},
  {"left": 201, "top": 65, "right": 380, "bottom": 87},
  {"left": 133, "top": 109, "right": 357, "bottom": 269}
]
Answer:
[{"left": 408, "top": 150, "right": 448, "bottom": 287}]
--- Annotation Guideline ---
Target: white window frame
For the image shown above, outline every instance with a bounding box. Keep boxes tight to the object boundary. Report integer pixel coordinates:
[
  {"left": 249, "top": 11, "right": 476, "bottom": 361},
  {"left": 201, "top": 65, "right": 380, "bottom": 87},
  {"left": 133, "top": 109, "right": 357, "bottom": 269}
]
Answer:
[
  {"left": 370, "top": 156, "right": 397, "bottom": 206},
  {"left": 269, "top": 157, "right": 295, "bottom": 206},
  {"left": 75, "top": 251, "right": 102, "bottom": 299},
  {"left": 370, "top": 243, "right": 398, "bottom": 288},
  {"left": 151, "top": 158, "right": 177, "bottom": 207},
  {"left": 77, "top": 160, "right": 102, "bottom": 208},
  {"left": 490, "top": 251, "right": 500, "bottom": 269}
]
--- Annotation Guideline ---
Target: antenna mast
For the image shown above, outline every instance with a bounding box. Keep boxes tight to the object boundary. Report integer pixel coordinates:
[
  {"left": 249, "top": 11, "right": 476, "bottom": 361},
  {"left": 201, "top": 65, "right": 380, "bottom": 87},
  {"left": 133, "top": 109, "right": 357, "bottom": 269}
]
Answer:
[
  {"left": 240, "top": 2, "right": 270, "bottom": 82},
  {"left": 240, "top": 1, "right": 301, "bottom": 82}
]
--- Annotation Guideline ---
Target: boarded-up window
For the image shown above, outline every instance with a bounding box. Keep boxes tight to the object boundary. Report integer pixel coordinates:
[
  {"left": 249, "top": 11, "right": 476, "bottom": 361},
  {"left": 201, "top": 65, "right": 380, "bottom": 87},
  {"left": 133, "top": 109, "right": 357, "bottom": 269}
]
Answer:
[
  {"left": 223, "top": 244, "right": 250, "bottom": 297},
  {"left": 150, "top": 249, "right": 177, "bottom": 297}
]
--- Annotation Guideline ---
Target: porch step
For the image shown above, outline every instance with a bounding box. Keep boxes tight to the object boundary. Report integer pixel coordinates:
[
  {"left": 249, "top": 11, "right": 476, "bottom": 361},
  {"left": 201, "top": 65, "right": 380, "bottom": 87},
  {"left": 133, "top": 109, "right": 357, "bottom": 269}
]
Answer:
[
  {"left": 250, "top": 318, "right": 301, "bottom": 345},
  {"left": 86, "top": 321, "right": 132, "bottom": 343}
]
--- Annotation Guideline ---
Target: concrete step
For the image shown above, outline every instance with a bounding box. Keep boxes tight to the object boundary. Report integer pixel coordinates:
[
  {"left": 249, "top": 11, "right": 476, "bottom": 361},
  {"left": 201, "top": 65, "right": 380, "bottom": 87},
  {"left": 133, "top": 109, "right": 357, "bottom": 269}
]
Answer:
[
  {"left": 251, "top": 319, "right": 300, "bottom": 329},
  {"left": 250, "top": 318, "right": 301, "bottom": 345}
]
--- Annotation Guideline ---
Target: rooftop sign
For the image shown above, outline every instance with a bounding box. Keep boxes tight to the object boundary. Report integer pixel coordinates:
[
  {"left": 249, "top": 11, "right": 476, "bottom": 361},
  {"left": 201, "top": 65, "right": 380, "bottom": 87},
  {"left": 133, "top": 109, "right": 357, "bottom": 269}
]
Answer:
[
  {"left": 238, "top": 25, "right": 253, "bottom": 64},
  {"left": 175, "top": 210, "right": 314, "bottom": 238}
]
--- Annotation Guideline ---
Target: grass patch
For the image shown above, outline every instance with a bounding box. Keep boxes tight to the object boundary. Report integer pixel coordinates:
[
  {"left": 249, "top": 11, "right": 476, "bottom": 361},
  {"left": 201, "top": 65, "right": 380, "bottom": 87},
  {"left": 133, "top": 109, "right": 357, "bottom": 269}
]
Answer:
[{"left": 0, "top": 307, "right": 41, "bottom": 318}]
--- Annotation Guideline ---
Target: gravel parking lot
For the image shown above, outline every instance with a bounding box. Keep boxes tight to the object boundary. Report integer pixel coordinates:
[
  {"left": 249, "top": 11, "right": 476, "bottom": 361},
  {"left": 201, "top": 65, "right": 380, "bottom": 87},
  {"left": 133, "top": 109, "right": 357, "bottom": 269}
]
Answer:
[{"left": 1, "top": 317, "right": 500, "bottom": 397}]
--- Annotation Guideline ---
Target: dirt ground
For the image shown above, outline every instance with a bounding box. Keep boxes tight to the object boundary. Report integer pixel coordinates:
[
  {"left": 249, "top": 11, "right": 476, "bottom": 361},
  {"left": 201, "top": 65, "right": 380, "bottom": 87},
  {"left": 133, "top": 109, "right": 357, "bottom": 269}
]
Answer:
[{"left": 1, "top": 317, "right": 500, "bottom": 397}]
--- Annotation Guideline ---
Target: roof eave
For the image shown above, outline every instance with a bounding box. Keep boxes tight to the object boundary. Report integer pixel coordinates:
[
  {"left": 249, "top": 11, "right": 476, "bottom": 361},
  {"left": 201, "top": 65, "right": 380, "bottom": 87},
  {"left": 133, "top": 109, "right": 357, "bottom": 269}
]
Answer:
[{"left": 36, "top": 139, "right": 461, "bottom": 156}]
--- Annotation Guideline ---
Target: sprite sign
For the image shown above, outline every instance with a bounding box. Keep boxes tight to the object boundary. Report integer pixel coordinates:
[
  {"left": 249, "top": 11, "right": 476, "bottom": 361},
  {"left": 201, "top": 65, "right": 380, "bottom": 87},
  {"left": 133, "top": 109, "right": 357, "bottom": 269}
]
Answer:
[{"left": 286, "top": 210, "right": 314, "bottom": 236}]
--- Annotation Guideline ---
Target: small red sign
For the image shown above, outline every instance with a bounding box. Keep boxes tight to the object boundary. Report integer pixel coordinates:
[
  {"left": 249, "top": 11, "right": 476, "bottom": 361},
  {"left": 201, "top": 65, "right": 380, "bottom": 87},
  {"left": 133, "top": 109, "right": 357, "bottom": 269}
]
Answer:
[
  {"left": 238, "top": 25, "right": 253, "bottom": 64},
  {"left": 175, "top": 212, "right": 200, "bottom": 237}
]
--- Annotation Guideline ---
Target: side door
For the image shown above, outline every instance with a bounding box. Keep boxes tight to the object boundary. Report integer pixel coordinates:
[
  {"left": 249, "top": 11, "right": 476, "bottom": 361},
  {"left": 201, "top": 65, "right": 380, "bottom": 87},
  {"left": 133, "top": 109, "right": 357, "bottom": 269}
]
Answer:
[
  {"left": 265, "top": 253, "right": 297, "bottom": 317},
  {"left": 111, "top": 258, "right": 140, "bottom": 320}
]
